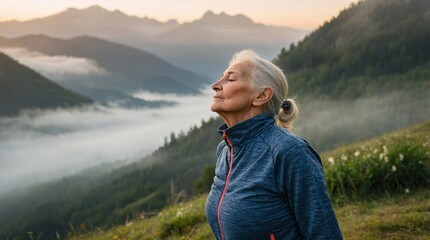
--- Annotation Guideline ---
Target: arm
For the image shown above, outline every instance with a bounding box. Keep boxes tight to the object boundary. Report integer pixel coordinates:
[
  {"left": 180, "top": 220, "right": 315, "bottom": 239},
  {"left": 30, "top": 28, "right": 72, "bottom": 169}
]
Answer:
[{"left": 276, "top": 142, "right": 343, "bottom": 240}]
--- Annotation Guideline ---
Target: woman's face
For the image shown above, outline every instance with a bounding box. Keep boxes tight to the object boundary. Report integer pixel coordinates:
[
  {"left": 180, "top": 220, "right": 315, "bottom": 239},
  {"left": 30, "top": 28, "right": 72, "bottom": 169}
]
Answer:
[{"left": 210, "top": 62, "right": 258, "bottom": 115}]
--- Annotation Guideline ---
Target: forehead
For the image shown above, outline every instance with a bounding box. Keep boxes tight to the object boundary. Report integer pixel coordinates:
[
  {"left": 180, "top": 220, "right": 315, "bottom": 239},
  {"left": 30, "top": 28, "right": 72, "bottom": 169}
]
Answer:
[{"left": 225, "top": 62, "right": 252, "bottom": 76}]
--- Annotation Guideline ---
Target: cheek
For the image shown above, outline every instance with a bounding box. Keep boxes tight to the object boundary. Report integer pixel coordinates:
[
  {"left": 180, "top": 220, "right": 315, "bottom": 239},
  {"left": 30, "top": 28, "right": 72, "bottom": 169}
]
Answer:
[
  {"left": 226, "top": 84, "right": 252, "bottom": 97},
  {"left": 225, "top": 89, "right": 254, "bottom": 107}
]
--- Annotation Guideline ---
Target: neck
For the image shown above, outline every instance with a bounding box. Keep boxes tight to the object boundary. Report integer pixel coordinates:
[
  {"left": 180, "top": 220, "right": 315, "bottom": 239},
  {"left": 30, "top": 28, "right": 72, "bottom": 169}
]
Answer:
[{"left": 217, "top": 108, "right": 263, "bottom": 128}]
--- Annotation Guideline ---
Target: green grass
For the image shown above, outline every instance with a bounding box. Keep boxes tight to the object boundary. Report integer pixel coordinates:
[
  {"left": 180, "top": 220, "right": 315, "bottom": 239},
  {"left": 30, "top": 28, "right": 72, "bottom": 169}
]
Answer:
[
  {"left": 322, "top": 120, "right": 430, "bottom": 201},
  {"left": 69, "top": 196, "right": 213, "bottom": 240},
  {"left": 68, "top": 189, "right": 430, "bottom": 240},
  {"left": 336, "top": 189, "right": 430, "bottom": 240}
]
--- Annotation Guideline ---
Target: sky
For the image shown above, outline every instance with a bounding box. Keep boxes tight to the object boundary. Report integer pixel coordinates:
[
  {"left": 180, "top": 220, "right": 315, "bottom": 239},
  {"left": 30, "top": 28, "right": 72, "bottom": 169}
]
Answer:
[{"left": 0, "top": 0, "right": 360, "bottom": 30}]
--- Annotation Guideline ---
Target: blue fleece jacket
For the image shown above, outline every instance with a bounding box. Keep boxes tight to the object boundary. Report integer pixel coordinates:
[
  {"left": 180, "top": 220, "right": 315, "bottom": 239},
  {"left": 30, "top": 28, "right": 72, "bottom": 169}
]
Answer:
[{"left": 205, "top": 113, "right": 343, "bottom": 240}]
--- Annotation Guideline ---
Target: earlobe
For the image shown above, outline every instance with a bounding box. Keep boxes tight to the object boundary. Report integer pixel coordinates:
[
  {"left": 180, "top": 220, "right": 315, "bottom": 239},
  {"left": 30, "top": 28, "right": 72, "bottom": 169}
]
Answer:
[{"left": 252, "top": 87, "right": 273, "bottom": 107}]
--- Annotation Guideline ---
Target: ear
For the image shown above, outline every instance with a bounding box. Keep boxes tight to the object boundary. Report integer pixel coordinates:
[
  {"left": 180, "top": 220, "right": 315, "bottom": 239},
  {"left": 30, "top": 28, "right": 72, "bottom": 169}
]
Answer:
[{"left": 252, "top": 87, "right": 273, "bottom": 107}]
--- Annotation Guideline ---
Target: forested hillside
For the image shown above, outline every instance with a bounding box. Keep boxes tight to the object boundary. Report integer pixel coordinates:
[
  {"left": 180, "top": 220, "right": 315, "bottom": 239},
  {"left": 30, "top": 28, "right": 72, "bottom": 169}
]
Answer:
[
  {"left": 0, "top": 52, "right": 92, "bottom": 116},
  {"left": 275, "top": 0, "right": 430, "bottom": 99}
]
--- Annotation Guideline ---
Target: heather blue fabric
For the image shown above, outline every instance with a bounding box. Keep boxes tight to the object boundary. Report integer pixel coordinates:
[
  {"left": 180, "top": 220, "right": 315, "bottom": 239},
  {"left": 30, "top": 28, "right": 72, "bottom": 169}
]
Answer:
[{"left": 205, "top": 113, "right": 343, "bottom": 240}]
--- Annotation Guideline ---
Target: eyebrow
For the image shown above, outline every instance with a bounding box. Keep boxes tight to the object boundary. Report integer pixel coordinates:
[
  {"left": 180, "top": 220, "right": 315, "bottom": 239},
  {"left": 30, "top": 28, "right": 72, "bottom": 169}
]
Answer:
[{"left": 221, "top": 70, "right": 239, "bottom": 78}]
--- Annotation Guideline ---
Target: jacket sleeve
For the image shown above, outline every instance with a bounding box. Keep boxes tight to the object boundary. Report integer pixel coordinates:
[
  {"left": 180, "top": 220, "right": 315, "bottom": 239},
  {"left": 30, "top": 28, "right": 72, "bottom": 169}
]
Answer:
[{"left": 275, "top": 141, "right": 343, "bottom": 240}]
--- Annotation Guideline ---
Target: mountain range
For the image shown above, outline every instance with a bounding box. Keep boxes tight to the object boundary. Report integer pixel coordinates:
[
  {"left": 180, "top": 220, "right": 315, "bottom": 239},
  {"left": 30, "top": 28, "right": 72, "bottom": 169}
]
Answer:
[
  {"left": 0, "top": 5, "right": 179, "bottom": 38},
  {"left": 0, "top": 34, "right": 211, "bottom": 111},
  {"left": 0, "top": 6, "right": 308, "bottom": 78},
  {"left": 0, "top": 52, "right": 92, "bottom": 116},
  {"left": 0, "top": 6, "right": 307, "bottom": 115},
  {"left": 0, "top": 34, "right": 210, "bottom": 94}
]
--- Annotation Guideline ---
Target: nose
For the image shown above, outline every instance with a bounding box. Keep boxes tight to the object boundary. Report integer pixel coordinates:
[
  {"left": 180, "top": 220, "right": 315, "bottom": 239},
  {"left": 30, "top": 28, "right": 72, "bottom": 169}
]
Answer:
[{"left": 211, "top": 78, "right": 223, "bottom": 92}]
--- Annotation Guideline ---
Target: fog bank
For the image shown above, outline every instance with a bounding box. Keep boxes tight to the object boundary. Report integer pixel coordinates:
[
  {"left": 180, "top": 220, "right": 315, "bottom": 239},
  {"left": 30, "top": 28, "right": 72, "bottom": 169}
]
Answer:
[
  {"left": 0, "top": 47, "right": 108, "bottom": 80},
  {"left": 295, "top": 89, "right": 430, "bottom": 151},
  {"left": 1, "top": 87, "right": 428, "bottom": 195},
  {"left": 0, "top": 89, "right": 217, "bottom": 195}
]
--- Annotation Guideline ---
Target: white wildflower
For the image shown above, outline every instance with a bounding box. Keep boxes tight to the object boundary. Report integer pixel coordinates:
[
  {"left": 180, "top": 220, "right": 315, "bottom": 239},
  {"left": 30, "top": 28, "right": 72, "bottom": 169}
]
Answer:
[
  {"left": 328, "top": 157, "right": 335, "bottom": 165},
  {"left": 341, "top": 154, "right": 348, "bottom": 161},
  {"left": 405, "top": 188, "right": 410, "bottom": 194},
  {"left": 399, "top": 154, "right": 404, "bottom": 161},
  {"left": 367, "top": 153, "right": 371, "bottom": 158},
  {"left": 384, "top": 156, "right": 389, "bottom": 162},
  {"left": 383, "top": 145, "right": 389, "bottom": 154},
  {"left": 379, "top": 153, "right": 385, "bottom": 160},
  {"left": 391, "top": 165, "right": 397, "bottom": 172},
  {"left": 176, "top": 210, "right": 183, "bottom": 217},
  {"left": 354, "top": 151, "right": 360, "bottom": 157},
  {"left": 373, "top": 148, "right": 379, "bottom": 154}
]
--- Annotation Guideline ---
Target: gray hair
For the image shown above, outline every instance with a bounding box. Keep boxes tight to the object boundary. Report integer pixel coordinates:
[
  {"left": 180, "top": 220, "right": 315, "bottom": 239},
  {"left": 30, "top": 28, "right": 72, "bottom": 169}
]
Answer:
[{"left": 229, "top": 49, "right": 298, "bottom": 129}]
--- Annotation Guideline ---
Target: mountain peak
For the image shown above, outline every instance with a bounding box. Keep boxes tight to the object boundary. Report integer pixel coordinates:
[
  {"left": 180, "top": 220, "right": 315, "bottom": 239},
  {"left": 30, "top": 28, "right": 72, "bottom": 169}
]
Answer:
[
  {"left": 83, "top": 5, "right": 109, "bottom": 12},
  {"left": 202, "top": 10, "right": 216, "bottom": 17},
  {"left": 61, "top": 5, "right": 130, "bottom": 18},
  {"left": 63, "top": 5, "right": 109, "bottom": 14},
  {"left": 194, "top": 10, "right": 255, "bottom": 26}
]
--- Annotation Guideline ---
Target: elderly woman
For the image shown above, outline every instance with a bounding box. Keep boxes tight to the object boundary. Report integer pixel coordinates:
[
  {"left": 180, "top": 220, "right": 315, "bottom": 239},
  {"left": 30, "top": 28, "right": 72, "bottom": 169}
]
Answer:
[{"left": 205, "top": 50, "right": 343, "bottom": 240}]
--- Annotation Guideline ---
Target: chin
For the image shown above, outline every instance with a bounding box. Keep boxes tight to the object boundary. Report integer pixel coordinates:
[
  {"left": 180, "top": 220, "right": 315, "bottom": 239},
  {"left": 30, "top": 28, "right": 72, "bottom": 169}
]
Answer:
[
  {"left": 210, "top": 106, "right": 219, "bottom": 112},
  {"left": 210, "top": 105, "right": 225, "bottom": 114}
]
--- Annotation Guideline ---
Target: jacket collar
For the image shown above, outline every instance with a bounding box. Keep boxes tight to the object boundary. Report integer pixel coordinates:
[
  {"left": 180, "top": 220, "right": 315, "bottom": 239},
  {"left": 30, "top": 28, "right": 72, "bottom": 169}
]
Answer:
[{"left": 217, "top": 113, "right": 275, "bottom": 147}]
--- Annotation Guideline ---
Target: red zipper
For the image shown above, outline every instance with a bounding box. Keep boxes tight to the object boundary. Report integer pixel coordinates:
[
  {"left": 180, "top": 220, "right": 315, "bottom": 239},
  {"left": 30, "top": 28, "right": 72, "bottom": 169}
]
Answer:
[{"left": 217, "top": 131, "right": 234, "bottom": 240}]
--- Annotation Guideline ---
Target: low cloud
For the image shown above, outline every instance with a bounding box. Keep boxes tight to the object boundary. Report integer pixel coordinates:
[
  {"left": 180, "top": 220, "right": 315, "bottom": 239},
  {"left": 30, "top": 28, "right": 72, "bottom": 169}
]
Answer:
[
  {"left": 0, "top": 88, "right": 217, "bottom": 195},
  {"left": 1, "top": 87, "right": 428, "bottom": 195},
  {"left": 295, "top": 89, "right": 430, "bottom": 151},
  {"left": 0, "top": 47, "right": 108, "bottom": 80}
]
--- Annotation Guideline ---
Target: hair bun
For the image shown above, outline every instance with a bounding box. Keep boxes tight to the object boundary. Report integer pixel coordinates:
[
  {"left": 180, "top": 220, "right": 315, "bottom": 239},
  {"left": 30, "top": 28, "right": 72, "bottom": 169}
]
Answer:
[{"left": 281, "top": 99, "right": 291, "bottom": 111}]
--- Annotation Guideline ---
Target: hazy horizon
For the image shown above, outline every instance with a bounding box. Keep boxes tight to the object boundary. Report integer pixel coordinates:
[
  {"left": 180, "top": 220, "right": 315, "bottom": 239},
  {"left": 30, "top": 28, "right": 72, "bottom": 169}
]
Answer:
[{"left": 0, "top": 0, "right": 360, "bottom": 30}]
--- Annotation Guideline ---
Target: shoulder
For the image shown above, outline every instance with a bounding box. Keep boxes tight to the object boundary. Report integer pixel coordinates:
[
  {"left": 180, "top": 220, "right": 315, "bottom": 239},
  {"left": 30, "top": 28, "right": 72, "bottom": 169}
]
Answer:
[
  {"left": 261, "top": 125, "right": 322, "bottom": 168},
  {"left": 261, "top": 125, "right": 308, "bottom": 154}
]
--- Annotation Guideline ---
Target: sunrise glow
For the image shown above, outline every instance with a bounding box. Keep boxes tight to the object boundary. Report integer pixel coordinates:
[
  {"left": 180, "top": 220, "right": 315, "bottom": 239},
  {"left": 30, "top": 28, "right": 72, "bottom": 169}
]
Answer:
[{"left": 0, "top": 0, "right": 359, "bottom": 30}]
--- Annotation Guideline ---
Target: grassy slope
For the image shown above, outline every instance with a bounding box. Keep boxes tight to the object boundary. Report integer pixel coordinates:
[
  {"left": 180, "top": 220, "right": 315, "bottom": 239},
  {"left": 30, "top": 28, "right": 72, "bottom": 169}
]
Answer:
[
  {"left": 321, "top": 119, "right": 430, "bottom": 161},
  {"left": 70, "top": 120, "right": 430, "bottom": 240},
  {"left": 70, "top": 190, "right": 430, "bottom": 240}
]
